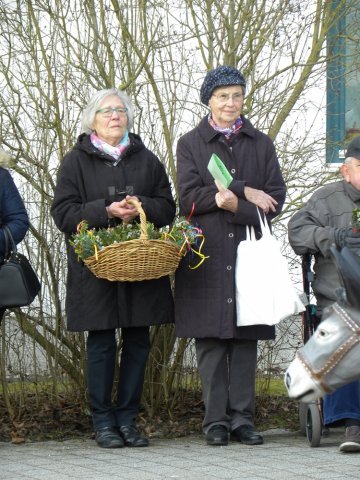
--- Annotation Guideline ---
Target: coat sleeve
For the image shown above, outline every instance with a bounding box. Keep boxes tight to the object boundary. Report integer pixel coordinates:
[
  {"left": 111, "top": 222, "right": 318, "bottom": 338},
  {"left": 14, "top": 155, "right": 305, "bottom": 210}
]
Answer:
[
  {"left": 288, "top": 196, "right": 337, "bottom": 258},
  {"left": 232, "top": 135, "right": 286, "bottom": 226},
  {"left": 51, "top": 152, "right": 110, "bottom": 233},
  {"left": 176, "top": 135, "right": 222, "bottom": 217},
  {"left": 0, "top": 170, "right": 29, "bottom": 253}
]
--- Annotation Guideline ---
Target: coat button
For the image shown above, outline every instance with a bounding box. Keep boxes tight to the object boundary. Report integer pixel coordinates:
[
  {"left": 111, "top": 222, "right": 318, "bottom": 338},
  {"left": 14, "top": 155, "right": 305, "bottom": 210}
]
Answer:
[
  {"left": 227, "top": 298, "right": 233, "bottom": 303},
  {"left": 229, "top": 233, "right": 234, "bottom": 238},
  {"left": 227, "top": 265, "right": 232, "bottom": 270},
  {"left": 231, "top": 169, "right": 236, "bottom": 174}
]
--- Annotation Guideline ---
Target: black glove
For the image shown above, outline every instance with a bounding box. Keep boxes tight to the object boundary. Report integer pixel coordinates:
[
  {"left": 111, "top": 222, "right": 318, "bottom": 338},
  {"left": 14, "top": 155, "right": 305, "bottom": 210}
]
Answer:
[{"left": 334, "top": 226, "right": 360, "bottom": 250}]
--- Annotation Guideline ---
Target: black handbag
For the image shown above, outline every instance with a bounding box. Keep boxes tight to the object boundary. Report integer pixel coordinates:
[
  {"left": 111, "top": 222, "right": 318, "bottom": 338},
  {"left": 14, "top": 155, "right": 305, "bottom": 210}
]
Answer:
[{"left": 0, "top": 226, "right": 41, "bottom": 308}]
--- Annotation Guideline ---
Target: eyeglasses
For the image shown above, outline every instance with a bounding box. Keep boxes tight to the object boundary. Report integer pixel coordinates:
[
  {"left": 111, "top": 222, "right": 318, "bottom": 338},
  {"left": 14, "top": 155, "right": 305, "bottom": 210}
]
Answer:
[
  {"left": 211, "top": 92, "right": 244, "bottom": 103},
  {"left": 96, "top": 107, "right": 128, "bottom": 117}
]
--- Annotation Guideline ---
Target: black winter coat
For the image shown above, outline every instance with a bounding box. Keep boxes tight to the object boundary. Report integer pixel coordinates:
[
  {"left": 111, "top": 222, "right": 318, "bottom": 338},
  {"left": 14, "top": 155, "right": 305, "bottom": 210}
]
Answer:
[
  {"left": 175, "top": 116, "right": 286, "bottom": 340},
  {"left": 51, "top": 133, "right": 176, "bottom": 332}
]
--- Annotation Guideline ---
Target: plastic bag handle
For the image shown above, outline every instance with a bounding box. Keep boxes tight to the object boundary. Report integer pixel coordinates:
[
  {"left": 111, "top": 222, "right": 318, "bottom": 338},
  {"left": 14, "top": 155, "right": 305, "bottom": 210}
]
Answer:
[{"left": 256, "top": 207, "right": 271, "bottom": 236}]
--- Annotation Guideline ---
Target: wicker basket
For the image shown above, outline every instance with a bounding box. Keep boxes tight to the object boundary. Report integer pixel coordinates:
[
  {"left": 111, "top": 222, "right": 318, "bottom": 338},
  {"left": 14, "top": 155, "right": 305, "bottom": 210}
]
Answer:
[{"left": 83, "top": 199, "right": 181, "bottom": 281}]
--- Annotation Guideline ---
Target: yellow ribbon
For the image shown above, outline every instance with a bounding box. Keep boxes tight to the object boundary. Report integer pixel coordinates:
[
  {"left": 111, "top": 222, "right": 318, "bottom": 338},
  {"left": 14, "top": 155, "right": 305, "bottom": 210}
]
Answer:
[
  {"left": 187, "top": 233, "right": 209, "bottom": 269},
  {"left": 173, "top": 228, "right": 209, "bottom": 269}
]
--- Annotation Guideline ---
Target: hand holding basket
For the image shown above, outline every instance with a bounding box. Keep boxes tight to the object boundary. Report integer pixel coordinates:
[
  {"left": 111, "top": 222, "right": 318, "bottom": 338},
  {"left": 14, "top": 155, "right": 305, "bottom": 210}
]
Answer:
[{"left": 83, "top": 198, "right": 181, "bottom": 282}]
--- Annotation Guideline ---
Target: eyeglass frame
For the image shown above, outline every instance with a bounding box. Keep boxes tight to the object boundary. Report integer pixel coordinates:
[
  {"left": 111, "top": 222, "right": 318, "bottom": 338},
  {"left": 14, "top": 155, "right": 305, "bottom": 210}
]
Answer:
[
  {"left": 211, "top": 91, "right": 244, "bottom": 103},
  {"left": 96, "top": 106, "right": 128, "bottom": 117}
]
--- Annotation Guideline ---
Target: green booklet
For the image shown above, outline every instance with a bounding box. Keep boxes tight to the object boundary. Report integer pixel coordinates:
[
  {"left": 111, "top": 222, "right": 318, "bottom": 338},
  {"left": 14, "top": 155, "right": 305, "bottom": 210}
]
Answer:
[{"left": 207, "top": 153, "right": 233, "bottom": 188}]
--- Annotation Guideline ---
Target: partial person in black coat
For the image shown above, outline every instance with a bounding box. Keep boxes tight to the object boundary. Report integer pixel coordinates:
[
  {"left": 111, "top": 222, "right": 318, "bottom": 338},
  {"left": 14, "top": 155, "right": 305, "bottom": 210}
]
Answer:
[
  {"left": 175, "top": 66, "right": 286, "bottom": 446},
  {"left": 51, "top": 88, "right": 176, "bottom": 449},
  {"left": 0, "top": 149, "right": 29, "bottom": 325}
]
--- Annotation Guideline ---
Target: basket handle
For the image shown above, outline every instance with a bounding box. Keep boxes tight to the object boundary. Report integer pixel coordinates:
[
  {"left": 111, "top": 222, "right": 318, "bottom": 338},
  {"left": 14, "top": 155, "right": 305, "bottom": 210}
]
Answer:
[{"left": 127, "top": 198, "right": 148, "bottom": 240}]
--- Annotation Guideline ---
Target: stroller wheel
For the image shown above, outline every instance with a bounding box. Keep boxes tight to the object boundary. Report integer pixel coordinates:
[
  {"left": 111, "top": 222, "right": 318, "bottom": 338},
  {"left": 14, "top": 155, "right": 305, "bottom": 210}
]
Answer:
[{"left": 306, "top": 403, "right": 322, "bottom": 447}]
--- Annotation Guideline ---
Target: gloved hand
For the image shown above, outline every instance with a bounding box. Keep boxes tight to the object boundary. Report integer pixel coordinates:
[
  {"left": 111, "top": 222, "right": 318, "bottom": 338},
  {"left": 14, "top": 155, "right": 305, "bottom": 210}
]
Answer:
[{"left": 334, "top": 226, "right": 360, "bottom": 251}]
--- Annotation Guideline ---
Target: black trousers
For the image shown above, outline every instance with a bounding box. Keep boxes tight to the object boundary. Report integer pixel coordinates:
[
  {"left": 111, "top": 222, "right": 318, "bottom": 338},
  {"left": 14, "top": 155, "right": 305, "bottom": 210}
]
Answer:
[
  {"left": 86, "top": 326, "right": 150, "bottom": 430},
  {"left": 195, "top": 338, "right": 258, "bottom": 433}
]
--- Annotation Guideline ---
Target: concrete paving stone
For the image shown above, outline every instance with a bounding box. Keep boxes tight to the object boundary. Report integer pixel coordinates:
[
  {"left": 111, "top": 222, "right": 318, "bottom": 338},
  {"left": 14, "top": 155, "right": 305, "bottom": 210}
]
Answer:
[{"left": 2, "top": 429, "right": 360, "bottom": 480}]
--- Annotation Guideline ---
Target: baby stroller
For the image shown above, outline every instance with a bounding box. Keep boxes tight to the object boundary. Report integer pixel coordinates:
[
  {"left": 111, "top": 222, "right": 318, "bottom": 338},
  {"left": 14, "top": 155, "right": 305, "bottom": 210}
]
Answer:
[{"left": 298, "top": 253, "right": 323, "bottom": 447}]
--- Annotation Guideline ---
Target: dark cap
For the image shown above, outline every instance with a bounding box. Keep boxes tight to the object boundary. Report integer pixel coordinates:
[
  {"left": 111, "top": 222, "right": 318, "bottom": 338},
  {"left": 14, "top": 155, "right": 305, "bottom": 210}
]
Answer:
[
  {"left": 345, "top": 136, "right": 360, "bottom": 160},
  {"left": 200, "top": 65, "right": 246, "bottom": 106}
]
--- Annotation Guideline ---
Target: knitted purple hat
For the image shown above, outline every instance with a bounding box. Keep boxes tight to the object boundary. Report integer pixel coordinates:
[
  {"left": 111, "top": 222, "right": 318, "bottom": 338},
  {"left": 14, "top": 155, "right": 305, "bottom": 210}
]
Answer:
[{"left": 200, "top": 66, "right": 246, "bottom": 106}]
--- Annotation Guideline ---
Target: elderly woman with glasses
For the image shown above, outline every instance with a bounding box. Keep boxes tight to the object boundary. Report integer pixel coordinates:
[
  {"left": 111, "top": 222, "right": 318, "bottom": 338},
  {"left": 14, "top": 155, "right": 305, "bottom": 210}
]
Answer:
[
  {"left": 175, "top": 66, "right": 286, "bottom": 446},
  {"left": 51, "top": 88, "right": 175, "bottom": 449}
]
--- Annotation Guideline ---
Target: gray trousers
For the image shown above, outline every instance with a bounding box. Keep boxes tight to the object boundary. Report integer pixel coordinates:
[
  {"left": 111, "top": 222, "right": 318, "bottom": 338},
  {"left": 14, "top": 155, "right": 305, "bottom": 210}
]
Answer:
[{"left": 195, "top": 338, "right": 257, "bottom": 434}]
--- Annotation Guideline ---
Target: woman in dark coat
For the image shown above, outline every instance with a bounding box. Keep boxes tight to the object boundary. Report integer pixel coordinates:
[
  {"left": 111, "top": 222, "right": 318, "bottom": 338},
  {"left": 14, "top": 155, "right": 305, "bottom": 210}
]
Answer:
[
  {"left": 175, "top": 66, "right": 286, "bottom": 446},
  {"left": 0, "top": 149, "right": 29, "bottom": 325},
  {"left": 51, "top": 88, "right": 176, "bottom": 449}
]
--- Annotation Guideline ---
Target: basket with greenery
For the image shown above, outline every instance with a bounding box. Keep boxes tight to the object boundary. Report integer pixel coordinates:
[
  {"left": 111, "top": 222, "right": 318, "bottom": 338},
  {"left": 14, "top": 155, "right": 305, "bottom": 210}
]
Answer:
[{"left": 70, "top": 198, "right": 207, "bottom": 281}]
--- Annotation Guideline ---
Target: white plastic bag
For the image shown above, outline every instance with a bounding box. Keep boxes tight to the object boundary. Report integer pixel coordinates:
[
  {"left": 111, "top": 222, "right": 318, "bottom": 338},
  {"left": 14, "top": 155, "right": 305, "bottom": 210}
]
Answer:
[{"left": 235, "top": 209, "right": 304, "bottom": 326}]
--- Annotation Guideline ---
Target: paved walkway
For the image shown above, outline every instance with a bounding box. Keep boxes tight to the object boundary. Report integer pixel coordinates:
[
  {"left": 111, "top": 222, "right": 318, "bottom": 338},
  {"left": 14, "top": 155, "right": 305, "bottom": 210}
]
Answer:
[{"left": 1, "top": 428, "right": 360, "bottom": 480}]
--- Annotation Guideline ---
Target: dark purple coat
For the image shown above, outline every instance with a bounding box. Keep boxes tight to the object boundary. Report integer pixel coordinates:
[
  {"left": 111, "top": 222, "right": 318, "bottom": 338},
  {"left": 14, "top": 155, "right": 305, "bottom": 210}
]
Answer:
[
  {"left": 51, "top": 133, "right": 176, "bottom": 332},
  {"left": 175, "top": 116, "right": 286, "bottom": 340}
]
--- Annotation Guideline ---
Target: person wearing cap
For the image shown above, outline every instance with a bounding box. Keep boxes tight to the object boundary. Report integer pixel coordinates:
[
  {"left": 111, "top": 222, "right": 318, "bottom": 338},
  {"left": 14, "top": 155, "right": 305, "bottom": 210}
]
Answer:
[
  {"left": 174, "top": 66, "right": 286, "bottom": 446},
  {"left": 288, "top": 135, "right": 360, "bottom": 453}
]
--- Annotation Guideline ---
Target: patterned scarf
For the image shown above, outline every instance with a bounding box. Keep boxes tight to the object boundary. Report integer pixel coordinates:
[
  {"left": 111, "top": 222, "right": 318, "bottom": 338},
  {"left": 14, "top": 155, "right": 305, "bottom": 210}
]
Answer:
[
  {"left": 208, "top": 113, "right": 243, "bottom": 139},
  {"left": 90, "top": 131, "right": 130, "bottom": 160}
]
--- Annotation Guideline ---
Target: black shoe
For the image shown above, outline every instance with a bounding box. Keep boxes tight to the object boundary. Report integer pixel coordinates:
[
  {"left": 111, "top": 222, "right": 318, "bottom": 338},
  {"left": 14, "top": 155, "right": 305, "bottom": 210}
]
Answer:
[
  {"left": 206, "top": 425, "right": 229, "bottom": 446},
  {"left": 95, "top": 427, "right": 124, "bottom": 448},
  {"left": 119, "top": 425, "right": 149, "bottom": 447},
  {"left": 231, "top": 425, "right": 263, "bottom": 445}
]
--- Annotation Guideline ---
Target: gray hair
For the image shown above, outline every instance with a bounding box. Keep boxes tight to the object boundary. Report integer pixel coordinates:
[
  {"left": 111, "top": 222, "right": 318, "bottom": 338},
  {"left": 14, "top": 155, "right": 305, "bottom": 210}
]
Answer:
[
  {"left": 80, "top": 88, "right": 134, "bottom": 134},
  {"left": 0, "top": 149, "right": 11, "bottom": 167}
]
